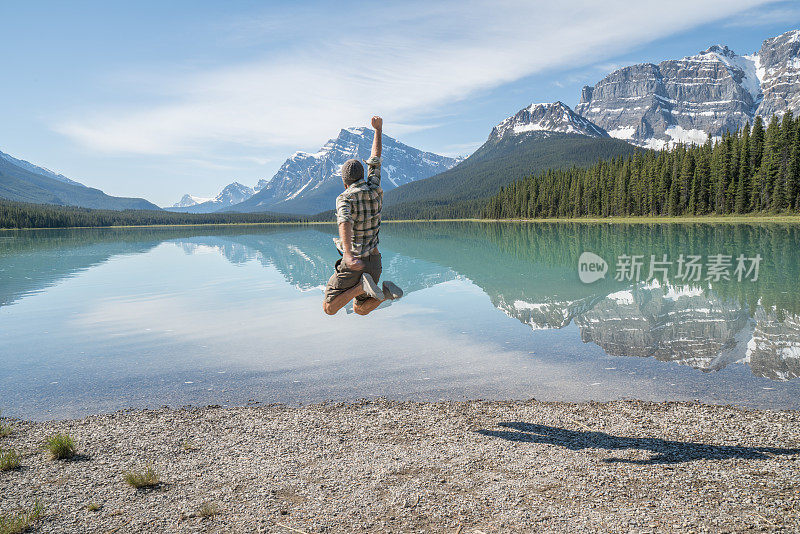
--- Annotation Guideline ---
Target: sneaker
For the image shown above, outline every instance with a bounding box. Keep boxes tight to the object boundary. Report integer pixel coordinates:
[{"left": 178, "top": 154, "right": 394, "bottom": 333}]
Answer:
[
  {"left": 361, "top": 273, "right": 383, "bottom": 300},
  {"left": 382, "top": 281, "right": 404, "bottom": 300}
]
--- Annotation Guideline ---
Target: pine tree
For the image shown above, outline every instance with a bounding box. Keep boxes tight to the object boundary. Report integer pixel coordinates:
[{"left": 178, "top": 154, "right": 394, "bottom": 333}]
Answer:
[
  {"left": 735, "top": 123, "right": 751, "bottom": 213},
  {"left": 791, "top": 118, "right": 800, "bottom": 210},
  {"left": 762, "top": 115, "right": 784, "bottom": 211},
  {"left": 678, "top": 148, "right": 694, "bottom": 214},
  {"left": 695, "top": 149, "right": 712, "bottom": 214}
]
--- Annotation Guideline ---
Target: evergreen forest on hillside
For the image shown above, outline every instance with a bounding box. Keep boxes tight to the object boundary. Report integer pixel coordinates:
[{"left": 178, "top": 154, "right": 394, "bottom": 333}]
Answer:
[
  {"left": 383, "top": 132, "right": 639, "bottom": 219},
  {"left": 483, "top": 113, "right": 800, "bottom": 219}
]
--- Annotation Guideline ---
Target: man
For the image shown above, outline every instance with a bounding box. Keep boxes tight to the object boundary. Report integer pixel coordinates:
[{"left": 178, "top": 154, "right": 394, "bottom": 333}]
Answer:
[{"left": 322, "top": 116, "right": 403, "bottom": 316}]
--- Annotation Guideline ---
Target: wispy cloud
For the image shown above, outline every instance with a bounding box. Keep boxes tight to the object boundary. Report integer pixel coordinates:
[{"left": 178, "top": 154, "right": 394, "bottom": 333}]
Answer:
[
  {"left": 54, "top": 0, "right": 775, "bottom": 156},
  {"left": 724, "top": 2, "right": 800, "bottom": 27},
  {"left": 438, "top": 141, "right": 486, "bottom": 159}
]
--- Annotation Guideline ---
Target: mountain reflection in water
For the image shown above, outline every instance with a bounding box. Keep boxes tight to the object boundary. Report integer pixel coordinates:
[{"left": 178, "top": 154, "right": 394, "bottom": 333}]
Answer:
[
  {"left": 2, "top": 222, "right": 799, "bottom": 385},
  {"left": 171, "top": 223, "right": 799, "bottom": 381}
]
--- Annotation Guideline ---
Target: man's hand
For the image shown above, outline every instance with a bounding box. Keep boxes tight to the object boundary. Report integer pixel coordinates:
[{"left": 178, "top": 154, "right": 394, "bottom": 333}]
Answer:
[
  {"left": 343, "top": 252, "right": 365, "bottom": 271},
  {"left": 370, "top": 116, "right": 383, "bottom": 159}
]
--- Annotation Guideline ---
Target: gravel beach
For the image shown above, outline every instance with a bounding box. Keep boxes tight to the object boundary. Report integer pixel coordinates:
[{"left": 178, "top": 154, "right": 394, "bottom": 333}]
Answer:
[{"left": 1, "top": 399, "right": 799, "bottom": 533}]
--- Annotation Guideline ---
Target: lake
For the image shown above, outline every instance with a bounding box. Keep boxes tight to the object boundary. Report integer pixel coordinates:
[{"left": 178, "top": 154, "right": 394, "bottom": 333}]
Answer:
[{"left": 2, "top": 222, "right": 799, "bottom": 420}]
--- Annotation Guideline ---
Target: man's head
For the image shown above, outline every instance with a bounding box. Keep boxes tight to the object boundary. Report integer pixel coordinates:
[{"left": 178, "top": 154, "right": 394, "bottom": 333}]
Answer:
[{"left": 341, "top": 159, "right": 364, "bottom": 188}]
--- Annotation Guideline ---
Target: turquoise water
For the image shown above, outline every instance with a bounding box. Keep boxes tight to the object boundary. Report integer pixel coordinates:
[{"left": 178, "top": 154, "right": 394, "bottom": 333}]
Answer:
[{"left": 2, "top": 222, "right": 799, "bottom": 420}]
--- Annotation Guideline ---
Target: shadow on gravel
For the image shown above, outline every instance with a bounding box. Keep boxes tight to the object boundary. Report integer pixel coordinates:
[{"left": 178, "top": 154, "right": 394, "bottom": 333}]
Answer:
[
  {"left": 58, "top": 453, "right": 92, "bottom": 463},
  {"left": 477, "top": 423, "right": 800, "bottom": 465}
]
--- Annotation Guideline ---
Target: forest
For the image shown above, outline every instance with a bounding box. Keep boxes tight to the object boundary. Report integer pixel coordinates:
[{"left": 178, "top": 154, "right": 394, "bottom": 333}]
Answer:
[
  {"left": 0, "top": 200, "right": 304, "bottom": 229},
  {"left": 483, "top": 113, "right": 800, "bottom": 219}
]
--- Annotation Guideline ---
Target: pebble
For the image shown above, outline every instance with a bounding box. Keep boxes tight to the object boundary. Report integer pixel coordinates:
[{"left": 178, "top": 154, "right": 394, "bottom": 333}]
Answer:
[{"left": 0, "top": 399, "right": 798, "bottom": 532}]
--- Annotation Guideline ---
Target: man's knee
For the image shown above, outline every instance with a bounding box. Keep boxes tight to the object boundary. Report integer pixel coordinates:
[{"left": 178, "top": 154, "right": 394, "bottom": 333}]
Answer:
[
  {"left": 353, "top": 301, "right": 370, "bottom": 316},
  {"left": 322, "top": 301, "right": 337, "bottom": 315}
]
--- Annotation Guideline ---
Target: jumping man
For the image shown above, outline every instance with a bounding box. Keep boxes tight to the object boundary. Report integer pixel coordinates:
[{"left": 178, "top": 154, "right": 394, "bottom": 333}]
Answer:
[{"left": 322, "top": 116, "right": 403, "bottom": 316}]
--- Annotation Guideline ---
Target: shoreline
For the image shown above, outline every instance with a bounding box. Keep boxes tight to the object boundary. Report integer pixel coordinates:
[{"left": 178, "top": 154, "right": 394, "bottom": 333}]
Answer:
[
  {"left": 3, "top": 214, "right": 800, "bottom": 231},
  {"left": 2, "top": 398, "right": 799, "bottom": 533}
]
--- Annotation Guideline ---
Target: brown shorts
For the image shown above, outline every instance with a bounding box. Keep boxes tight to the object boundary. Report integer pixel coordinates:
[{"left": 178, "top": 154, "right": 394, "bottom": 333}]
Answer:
[{"left": 323, "top": 252, "right": 382, "bottom": 303}]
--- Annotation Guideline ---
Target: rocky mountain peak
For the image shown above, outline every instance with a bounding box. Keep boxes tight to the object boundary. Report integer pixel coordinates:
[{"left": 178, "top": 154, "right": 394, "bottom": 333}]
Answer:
[
  {"left": 214, "top": 182, "right": 255, "bottom": 204},
  {"left": 491, "top": 101, "right": 608, "bottom": 140},
  {"left": 703, "top": 44, "right": 735, "bottom": 58},
  {"left": 756, "top": 29, "right": 800, "bottom": 118},
  {"left": 575, "top": 29, "right": 800, "bottom": 149},
  {"left": 172, "top": 194, "right": 207, "bottom": 208}
]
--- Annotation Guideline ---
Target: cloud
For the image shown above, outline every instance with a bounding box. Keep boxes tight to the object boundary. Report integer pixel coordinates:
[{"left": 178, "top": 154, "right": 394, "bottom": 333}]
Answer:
[
  {"left": 724, "top": 2, "right": 800, "bottom": 27},
  {"left": 438, "top": 140, "right": 486, "bottom": 158},
  {"left": 54, "top": 0, "right": 775, "bottom": 155}
]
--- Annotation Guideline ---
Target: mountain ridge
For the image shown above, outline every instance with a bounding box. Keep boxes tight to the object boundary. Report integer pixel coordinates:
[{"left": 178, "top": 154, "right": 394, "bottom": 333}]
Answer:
[
  {"left": 227, "top": 127, "right": 459, "bottom": 215},
  {"left": 0, "top": 152, "right": 160, "bottom": 211},
  {"left": 575, "top": 28, "right": 800, "bottom": 148}
]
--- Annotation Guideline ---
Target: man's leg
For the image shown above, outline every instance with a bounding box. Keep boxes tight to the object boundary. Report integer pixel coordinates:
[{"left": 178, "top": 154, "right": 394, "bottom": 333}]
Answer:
[
  {"left": 352, "top": 250, "right": 384, "bottom": 315},
  {"left": 353, "top": 295, "right": 384, "bottom": 315},
  {"left": 323, "top": 283, "right": 366, "bottom": 315}
]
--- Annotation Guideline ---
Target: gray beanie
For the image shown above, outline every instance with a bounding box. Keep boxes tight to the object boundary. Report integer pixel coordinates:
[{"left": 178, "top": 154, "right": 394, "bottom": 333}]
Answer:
[{"left": 341, "top": 159, "right": 364, "bottom": 185}]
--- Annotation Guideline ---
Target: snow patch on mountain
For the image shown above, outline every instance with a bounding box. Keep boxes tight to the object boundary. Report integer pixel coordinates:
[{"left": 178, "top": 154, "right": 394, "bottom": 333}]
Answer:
[
  {"left": 608, "top": 126, "right": 636, "bottom": 140},
  {"left": 665, "top": 125, "right": 711, "bottom": 145}
]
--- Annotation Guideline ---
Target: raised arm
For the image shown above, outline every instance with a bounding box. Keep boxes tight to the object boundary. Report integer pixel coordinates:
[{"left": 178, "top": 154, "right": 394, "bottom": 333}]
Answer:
[{"left": 370, "top": 116, "right": 382, "bottom": 159}]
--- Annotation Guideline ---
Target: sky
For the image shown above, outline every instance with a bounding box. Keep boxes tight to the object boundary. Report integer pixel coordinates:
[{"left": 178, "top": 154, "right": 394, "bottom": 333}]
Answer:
[{"left": 1, "top": 0, "right": 800, "bottom": 206}]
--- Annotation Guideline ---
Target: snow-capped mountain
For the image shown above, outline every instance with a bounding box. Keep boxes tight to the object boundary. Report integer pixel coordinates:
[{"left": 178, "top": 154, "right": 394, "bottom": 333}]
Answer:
[
  {"left": 166, "top": 182, "right": 255, "bottom": 213},
  {"left": 490, "top": 101, "right": 608, "bottom": 140},
  {"left": 0, "top": 149, "right": 85, "bottom": 187},
  {"left": 575, "top": 29, "right": 800, "bottom": 148},
  {"left": 230, "top": 127, "right": 459, "bottom": 215},
  {"left": 170, "top": 194, "right": 214, "bottom": 208}
]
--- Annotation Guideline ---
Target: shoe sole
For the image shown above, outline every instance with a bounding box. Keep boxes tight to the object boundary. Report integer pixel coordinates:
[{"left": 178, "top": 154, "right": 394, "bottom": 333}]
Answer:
[
  {"left": 361, "top": 273, "right": 383, "bottom": 300},
  {"left": 382, "top": 281, "right": 403, "bottom": 300}
]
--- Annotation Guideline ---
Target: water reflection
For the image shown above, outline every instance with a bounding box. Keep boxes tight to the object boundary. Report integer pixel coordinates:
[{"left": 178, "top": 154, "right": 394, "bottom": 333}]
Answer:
[{"left": 2, "top": 223, "right": 799, "bottom": 384}]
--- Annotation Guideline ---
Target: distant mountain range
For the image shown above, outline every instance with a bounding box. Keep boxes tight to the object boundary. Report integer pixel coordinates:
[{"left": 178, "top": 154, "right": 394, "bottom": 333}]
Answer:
[
  {"left": 165, "top": 182, "right": 255, "bottom": 213},
  {"left": 3, "top": 28, "right": 799, "bottom": 216},
  {"left": 169, "top": 127, "right": 460, "bottom": 215},
  {"left": 0, "top": 149, "right": 159, "bottom": 211}
]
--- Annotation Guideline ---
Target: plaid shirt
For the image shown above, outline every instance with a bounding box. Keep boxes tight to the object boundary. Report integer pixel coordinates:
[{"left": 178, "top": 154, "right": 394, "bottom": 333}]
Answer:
[{"left": 334, "top": 156, "right": 382, "bottom": 257}]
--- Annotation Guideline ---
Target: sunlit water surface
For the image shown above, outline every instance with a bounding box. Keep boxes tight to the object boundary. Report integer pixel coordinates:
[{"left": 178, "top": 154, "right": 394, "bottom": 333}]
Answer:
[{"left": 2, "top": 222, "right": 799, "bottom": 420}]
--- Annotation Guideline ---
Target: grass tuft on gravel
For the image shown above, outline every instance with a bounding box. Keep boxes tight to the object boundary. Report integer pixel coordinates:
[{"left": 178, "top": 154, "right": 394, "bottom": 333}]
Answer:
[
  {"left": 198, "top": 501, "right": 220, "bottom": 518},
  {"left": 0, "top": 411, "right": 12, "bottom": 438},
  {"left": 45, "top": 433, "right": 76, "bottom": 460},
  {"left": 0, "top": 449, "right": 21, "bottom": 471},
  {"left": 181, "top": 439, "right": 199, "bottom": 452},
  {"left": 124, "top": 466, "right": 160, "bottom": 489},
  {"left": 86, "top": 502, "right": 101, "bottom": 512},
  {"left": 0, "top": 503, "right": 44, "bottom": 534}
]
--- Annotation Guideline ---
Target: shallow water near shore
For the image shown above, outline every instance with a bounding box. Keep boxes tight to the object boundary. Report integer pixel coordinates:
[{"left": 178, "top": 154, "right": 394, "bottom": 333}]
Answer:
[{"left": 2, "top": 222, "right": 800, "bottom": 419}]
